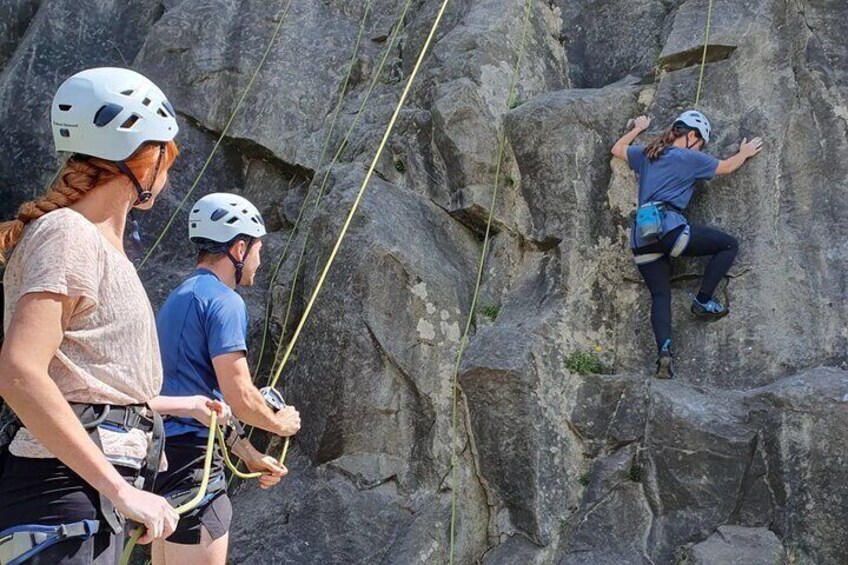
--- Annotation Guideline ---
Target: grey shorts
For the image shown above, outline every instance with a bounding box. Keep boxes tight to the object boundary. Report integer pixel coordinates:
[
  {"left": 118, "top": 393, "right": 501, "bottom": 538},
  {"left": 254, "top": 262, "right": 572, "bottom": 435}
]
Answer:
[
  {"left": 168, "top": 490, "right": 232, "bottom": 545},
  {"left": 153, "top": 435, "right": 233, "bottom": 545}
]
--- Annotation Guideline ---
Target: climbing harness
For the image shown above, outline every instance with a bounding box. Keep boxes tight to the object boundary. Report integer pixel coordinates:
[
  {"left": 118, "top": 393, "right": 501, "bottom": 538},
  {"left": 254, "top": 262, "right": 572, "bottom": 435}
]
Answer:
[
  {"left": 0, "top": 520, "right": 100, "bottom": 565},
  {"left": 0, "top": 404, "right": 164, "bottom": 565},
  {"left": 138, "top": 0, "right": 294, "bottom": 270},
  {"left": 447, "top": 2, "right": 534, "bottom": 562},
  {"left": 632, "top": 200, "right": 691, "bottom": 265},
  {"left": 633, "top": 224, "right": 691, "bottom": 265}
]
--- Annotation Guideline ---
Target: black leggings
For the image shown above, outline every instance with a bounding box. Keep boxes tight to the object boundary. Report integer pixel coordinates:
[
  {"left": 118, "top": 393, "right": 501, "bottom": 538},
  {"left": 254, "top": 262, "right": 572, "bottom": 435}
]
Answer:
[
  {"left": 0, "top": 454, "right": 123, "bottom": 564},
  {"left": 634, "top": 224, "right": 738, "bottom": 350}
]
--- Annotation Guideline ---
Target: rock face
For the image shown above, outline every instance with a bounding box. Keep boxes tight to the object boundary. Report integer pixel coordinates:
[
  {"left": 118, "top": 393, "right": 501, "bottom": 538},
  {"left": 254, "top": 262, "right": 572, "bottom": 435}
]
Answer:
[
  {"left": 688, "top": 526, "right": 785, "bottom": 565},
  {"left": 2, "top": 0, "right": 848, "bottom": 563}
]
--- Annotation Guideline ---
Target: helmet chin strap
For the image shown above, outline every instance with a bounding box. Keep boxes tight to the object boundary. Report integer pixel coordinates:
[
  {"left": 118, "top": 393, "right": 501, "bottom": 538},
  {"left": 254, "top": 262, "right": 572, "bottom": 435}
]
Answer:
[
  {"left": 115, "top": 162, "right": 154, "bottom": 206},
  {"left": 683, "top": 131, "right": 704, "bottom": 150},
  {"left": 115, "top": 145, "right": 165, "bottom": 255},
  {"left": 116, "top": 144, "right": 165, "bottom": 207},
  {"left": 226, "top": 237, "right": 256, "bottom": 286}
]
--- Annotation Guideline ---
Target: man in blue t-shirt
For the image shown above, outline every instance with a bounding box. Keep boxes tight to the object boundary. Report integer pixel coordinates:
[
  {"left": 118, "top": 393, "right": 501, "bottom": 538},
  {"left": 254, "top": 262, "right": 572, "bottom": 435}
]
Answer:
[{"left": 153, "top": 193, "right": 301, "bottom": 564}]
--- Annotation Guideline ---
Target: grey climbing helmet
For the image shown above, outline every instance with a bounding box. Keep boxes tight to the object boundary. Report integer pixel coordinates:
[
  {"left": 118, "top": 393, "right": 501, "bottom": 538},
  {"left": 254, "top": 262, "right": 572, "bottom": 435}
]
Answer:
[
  {"left": 52, "top": 67, "right": 178, "bottom": 161},
  {"left": 673, "top": 110, "right": 711, "bottom": 144}
]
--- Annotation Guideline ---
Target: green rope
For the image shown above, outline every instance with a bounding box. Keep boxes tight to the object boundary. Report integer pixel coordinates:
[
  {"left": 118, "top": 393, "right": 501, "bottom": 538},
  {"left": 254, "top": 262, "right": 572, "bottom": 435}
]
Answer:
[
  {"left": 137, "top": 0, "right": 293, "bottom": 270},
  {"left": 263, "top": 0, "right": 453, "bottom": 469},
  {"left": 233, "top": 0, "right": 413, "bottom": 478},
  {"left": 253, "top": 0, "right": 375, "bottom": 377},
  {"left": 447, "top": 1, "right": 533, "bottom": 562},
  {"left": 694, "top": 0, "right": 715, "bottom": 106},
  {"left": 258, "top": 0, "right": 414, "bottom": 387}
]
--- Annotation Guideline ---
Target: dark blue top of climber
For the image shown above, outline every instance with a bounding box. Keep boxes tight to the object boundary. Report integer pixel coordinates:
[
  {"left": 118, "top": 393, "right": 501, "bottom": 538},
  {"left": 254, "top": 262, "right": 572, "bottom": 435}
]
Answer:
[{"left": 627, "top": 145, "right": 718, "bottom": 249}]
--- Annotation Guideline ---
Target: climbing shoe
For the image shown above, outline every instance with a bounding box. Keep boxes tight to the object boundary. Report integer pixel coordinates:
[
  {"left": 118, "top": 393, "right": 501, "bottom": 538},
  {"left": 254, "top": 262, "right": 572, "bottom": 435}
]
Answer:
[
  {"left": 690, "top": 295, "right": 728, "bottom": 320},
  {"left": 655, "top": 340, "right": 674, "bottom": 379}
]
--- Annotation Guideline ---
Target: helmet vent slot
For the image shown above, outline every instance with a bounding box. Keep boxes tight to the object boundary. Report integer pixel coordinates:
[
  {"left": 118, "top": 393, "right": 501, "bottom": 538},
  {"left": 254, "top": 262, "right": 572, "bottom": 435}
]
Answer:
[
  {"left": 119, "top": 114, "right": 141, "bottom": 130},
  {"left": 210, "top": 209, "right": 229, "bottom": 221},
  {"left": 93, "top": 103, "right": 124, "bottom": 127}
]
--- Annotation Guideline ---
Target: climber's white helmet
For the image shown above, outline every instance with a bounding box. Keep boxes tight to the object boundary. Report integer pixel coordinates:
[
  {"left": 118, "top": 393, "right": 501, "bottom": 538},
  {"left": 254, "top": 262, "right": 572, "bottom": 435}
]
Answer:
[
  {"left": 52, "top": 67, "right": 178, "bottom": 161},
  {"left": 673, "top": 110, "right": 711, "bottom": 144},
  {"left": 189, "top": 193, "right": 267, "bottom": 244}
]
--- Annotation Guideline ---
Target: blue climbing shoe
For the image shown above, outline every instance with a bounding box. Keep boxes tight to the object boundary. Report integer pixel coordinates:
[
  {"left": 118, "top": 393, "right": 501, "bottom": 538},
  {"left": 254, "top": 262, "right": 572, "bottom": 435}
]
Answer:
[
  {"left": 656, "top": 339, "right": 674, "bottom": 379},
  {"left": 690, "top": 295, "right": 728, "bottom": 320}
]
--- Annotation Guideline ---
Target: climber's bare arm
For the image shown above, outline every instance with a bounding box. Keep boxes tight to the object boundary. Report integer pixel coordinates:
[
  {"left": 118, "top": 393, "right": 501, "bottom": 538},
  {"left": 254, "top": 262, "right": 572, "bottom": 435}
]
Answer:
[
  {"left": 715, "top": 137, "right": 764, "bottom": 175},
  {"left": 612, "top": 116, "right": 651, "bottom": 161}
]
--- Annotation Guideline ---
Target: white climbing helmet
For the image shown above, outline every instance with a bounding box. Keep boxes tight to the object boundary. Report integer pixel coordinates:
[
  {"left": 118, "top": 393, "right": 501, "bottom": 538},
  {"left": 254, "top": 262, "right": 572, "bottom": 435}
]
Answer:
[
  {"left": 189, "top": 193, "right": 267, "bottom": 244},
  {"left": 673, "top": 110, "right": 711, "bottom": 144},
  {"left": 51, "top": 67, "right": 179, "bottom": 161}
]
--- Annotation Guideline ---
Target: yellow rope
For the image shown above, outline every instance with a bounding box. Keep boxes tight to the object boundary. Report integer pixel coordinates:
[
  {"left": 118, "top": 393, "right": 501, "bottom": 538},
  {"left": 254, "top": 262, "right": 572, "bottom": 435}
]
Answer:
[
  {"left": 447, "top": 1, "right": 533, "bottom": 562},
  {"left": 119, "top": 412, "right": 218, "bottom": 565},
  {"left": 263, "top": 0, "right": 416, "bottom": 388},
  {"left": 137, "top": 0, "right": 293, "bottom": 270},
  {"left": 233, "top": 0, "right": 413, "bottom": 480},
  {"left": 216, "top": 425, "right": 264, "bottom": 479},
  {"left": 694, "top": 0, "right": 715, "bottom": 106},
  {"left": 268, "top": 0, "right": 454, "bottom": 466}
]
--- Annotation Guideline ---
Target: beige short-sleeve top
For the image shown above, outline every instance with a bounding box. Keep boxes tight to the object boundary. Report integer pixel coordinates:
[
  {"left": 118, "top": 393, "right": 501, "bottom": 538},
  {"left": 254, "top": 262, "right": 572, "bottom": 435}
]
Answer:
[{"left": 3, "top": 207, "right": 163, "bottom": 467}]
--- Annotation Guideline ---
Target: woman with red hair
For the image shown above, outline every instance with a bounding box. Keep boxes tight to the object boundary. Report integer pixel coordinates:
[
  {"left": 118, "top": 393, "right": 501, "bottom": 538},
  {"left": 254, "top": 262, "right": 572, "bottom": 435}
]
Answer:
[{"left": 0, "top": 68, "right": 223, "bottom": 564}]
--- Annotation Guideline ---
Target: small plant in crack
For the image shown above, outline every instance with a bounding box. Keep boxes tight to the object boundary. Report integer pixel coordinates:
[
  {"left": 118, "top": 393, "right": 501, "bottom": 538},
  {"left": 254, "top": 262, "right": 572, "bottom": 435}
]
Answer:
[
  {"left": 394, "top": 158, "right": 406, "bottom": 173},
  {"left": 577, "top": 472, "right": 591, "bottom": 487},
  {"left": 480, "top": 303, "right": 500, "bottom": 321},
  {"left": 673, "top": 545, "right": 689, "bottom": 565},
  {"left": 564, "top": 350, "right": 609, "bottom": 376},
  {"left": 628, "top": 463, "right": 642, "bottom": 483},
  {"left": 780, "top": 544, "right": 806, "bottom": 565}
]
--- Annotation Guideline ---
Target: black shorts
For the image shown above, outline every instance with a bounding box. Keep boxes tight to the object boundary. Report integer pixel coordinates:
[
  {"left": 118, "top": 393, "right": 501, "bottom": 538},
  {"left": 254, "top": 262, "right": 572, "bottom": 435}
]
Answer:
[
  {"left": 153, "top": 434, "right": 232, "bottom": 545},
  {"left": 0, "top": 453, "right": 123, "bottom": 564}
]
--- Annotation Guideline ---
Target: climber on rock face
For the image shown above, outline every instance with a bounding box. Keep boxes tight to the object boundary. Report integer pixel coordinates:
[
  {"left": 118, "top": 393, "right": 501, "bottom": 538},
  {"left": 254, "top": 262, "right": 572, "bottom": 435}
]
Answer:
[
  {"left": 152, "top": 192, "right": 301, "bottom": 565},
  {"left": 611, "top": 110, "right": 763, "bottom": 379}
]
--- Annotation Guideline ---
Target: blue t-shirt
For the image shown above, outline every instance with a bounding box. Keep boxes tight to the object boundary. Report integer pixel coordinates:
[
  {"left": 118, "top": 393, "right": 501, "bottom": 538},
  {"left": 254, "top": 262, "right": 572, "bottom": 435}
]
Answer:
[
  {"left": 627, "top": 145, "right": 719, "bottom": 249},
  {"left": 157, "top": 269, "right": 248, "bottom": 438}
]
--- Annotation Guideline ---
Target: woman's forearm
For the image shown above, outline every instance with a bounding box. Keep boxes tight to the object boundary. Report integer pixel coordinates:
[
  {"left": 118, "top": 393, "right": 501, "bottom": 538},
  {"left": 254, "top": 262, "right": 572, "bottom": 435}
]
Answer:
[
  {"left": 715, "top": 151, "right": 747, "bottom": 175},
  {"left": 148, "top": 395, "right": 198, "bottom": 418},
  {"left": 612, "top": 126, "right": 643, "bottom": 159},
  {"left": 0, "top": 294, "right": 129, "bottom": 502},
  {"left": 0, "top": 361, "right": 129, "bottom": 502}
]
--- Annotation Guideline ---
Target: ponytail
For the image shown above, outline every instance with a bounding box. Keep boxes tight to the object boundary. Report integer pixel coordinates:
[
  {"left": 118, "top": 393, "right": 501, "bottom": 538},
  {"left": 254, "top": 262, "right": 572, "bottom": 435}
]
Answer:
[
  {"left": 644, "top": 126, "right": 691, "bottom": 161},
  {"left": 0, "top": 141, "right": 177, "bottom": 262}
]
